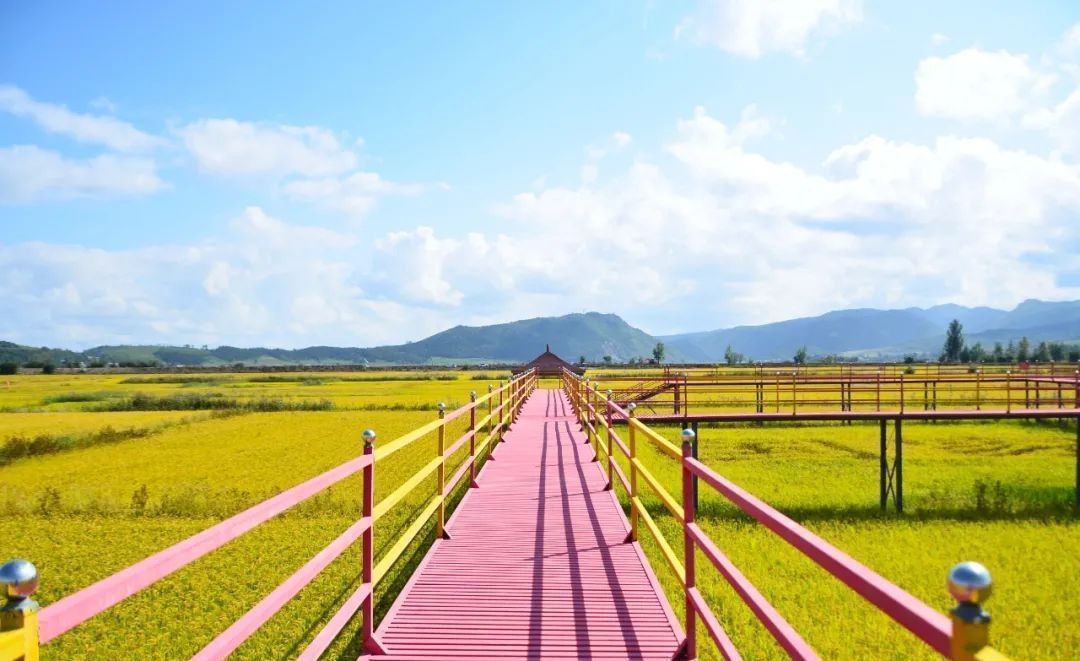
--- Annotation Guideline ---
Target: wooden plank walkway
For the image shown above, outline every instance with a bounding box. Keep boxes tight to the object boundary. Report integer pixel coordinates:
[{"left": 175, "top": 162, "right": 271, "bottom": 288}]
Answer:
[{"left": 370, "top": 388, "right": 682, "bottom": 660}]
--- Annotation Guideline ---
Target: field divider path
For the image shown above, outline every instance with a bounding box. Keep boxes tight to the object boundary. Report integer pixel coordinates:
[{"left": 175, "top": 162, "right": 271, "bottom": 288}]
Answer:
[{"left": 369, "top": 388, "right": 683, "bottom": 660}]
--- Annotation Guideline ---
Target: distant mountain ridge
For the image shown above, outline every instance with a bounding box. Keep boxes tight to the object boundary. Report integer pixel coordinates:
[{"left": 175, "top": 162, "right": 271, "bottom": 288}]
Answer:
[
  {"left": 2, "top": 300, "right": 1078, "bottom": 367},
  {"left": 662, "top": 299, "right": 1080, "bottom": 361},
  {"left": 0, "top": 312, "right": 676, "bottom": 367}
]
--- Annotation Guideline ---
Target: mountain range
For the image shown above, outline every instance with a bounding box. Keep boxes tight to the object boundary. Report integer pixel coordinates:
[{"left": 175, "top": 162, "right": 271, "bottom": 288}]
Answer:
[{"left": 2, "top": 300, "right": 1078, "bottom": 367}]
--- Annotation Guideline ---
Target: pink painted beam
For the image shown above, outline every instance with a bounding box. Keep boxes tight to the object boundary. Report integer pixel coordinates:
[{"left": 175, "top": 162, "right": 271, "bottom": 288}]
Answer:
[
  {"left": 192, "top": 516, "right": 371, "bottom": 660},
  {"left": 38, "top": 453, "right": 373, "bottom": 644},
  {"left": 685, "top": 458, "right": 951, "bottom": 655},
  {"left": 688, "top": 524, "right": 817, "bottom": 660},
  {"left": 298, "top": 582, "right": 372, "bottom": 661},
  {"left": 688, "top": 587, "right": 742, "bottom": 661}
]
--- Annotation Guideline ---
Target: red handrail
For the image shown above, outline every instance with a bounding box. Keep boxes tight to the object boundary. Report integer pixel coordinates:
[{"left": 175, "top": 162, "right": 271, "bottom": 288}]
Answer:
[
  {"left": 33, "top": 368, "right": 538, "bottom": 654},
  {"left": 685, "top": 456, "right": 952, "bottom": 655},
  {"left": 558, "top": 367, "right": 1003, "bottom": 660},
  {"left": 38, "top": 452, "right": 374, "bottom": 643}
]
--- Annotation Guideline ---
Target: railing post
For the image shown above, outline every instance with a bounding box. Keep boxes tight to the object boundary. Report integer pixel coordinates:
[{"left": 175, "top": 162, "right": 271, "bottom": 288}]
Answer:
[
  {"left": 469, "top": 391, "right": 478, "bottom": 488},
  {"left": 0, "top": 559, "right": 40, "bottom": 661},
  {"left": 436, "top": 403, "right": 448, "bottom": 539},
  {"left": 879, "top": 419, "right": 887, "bottom": 511},
  {"left": 359, "top": 429, "right": 384, "bottom": 655},
  {"left": 680, "top": 430, "right": 697, "bottom": 661},
  {"left": 602, "top": 387, "right": 613, "bottom": 485},
  {"left": 791, "top": 370, "right": 797, "bottom": 415},
  {"left": 975, "top": 369, "right": 981, "bottom": 411},
  {"left": 626, "top": 393, "right": 638, "bottom": 542},
  {"left": 894, "top": 418, "right": 904, "bottom": 513},
  {"left": 948, "top": 562, "right": 994, "bottom": 660},
  {"left": 1005, "top": 371, "right": 1011, "bottom": 413},
  {"left": 487, "top": 384, "right": 495, "bottom": 459},
  {"left": 499, "top": 380, "right": 506, "bottom": 437}
]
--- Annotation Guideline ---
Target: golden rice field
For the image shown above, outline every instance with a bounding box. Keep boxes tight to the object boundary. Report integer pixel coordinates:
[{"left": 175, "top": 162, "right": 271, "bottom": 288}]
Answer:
[{"left": 0, "top": 369, "right": 1076, "bottom": 659}]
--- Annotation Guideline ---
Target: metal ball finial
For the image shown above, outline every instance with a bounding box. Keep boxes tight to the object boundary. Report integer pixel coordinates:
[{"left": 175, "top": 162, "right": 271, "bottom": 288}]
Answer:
[
  {"left": 470, "top": 390, "right": 477, "bottom": 400},
  {"left": 437, "top": 402, "right": 446, "bottom": 412},
  {"left": 627, "top": 403, "right": 636, "bottom": 411},
  {"left": 948, "top": 561, "right": 992, "bottom": 605},
  {"left": 361, "top": 429, "right": 376, "bottom": 448},
  {"left": 0, "top": 559, "right": 38, "bottom": 601},
  {"left": 681, "top": 428, "right": 696, "bottom": 443}
]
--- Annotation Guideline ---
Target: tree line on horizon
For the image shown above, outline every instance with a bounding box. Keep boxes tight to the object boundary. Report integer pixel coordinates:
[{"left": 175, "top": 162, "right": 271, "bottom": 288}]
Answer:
[{"left": 939, "top": 319, "right": 1080, "bottom": 364}]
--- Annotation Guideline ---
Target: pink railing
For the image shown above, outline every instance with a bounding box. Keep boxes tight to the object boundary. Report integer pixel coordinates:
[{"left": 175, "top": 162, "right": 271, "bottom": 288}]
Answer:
[
  {"left": 3, "top": 369, "right": 537, "bottom": 659},
  {"left": 561, "top": 368, "right": 1005, "bottom": 661}
]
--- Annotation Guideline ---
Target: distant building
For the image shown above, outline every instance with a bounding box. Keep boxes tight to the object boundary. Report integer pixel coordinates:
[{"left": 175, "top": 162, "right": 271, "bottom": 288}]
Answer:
[{"left": 512, "top": 344, "right": 584, "bottom": 377}]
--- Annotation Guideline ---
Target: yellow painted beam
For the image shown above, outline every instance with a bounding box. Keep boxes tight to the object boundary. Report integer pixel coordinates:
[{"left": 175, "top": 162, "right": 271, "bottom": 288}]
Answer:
[
  {"left": 633, "top": 496, "right": 686, "bottom": 586},
  {"left": 632, "top": 457, "right": 684, "bottom": 524},
  {"left": 373, "top": 457, "right": 441, "bottom": 521},
  {"left": 373, "top": 495, "right": 442, "bottom": 585}
]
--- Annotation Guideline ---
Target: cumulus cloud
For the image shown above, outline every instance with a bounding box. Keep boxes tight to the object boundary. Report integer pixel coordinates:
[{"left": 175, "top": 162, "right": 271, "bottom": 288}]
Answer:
[
  {"left": 676, "top": 0, "right": 861, "bottom": 58},
  {"left": 5, "top": 107, "right": 1080, "bottom": 345},
  {"left": 0, "top": 145, "right": 164, "bottom": 203},
  {"left": 179, "top": 119, "right": 358, "bottom": 177},
  {"left": 0, "top": 85, "right": 163, "bottom": 152},
  {"left": 915, "top": 49, "right": 1055, "bottom": 121},
  {"left": 283, "top": 171, "right": 436, "bottom": 219}
]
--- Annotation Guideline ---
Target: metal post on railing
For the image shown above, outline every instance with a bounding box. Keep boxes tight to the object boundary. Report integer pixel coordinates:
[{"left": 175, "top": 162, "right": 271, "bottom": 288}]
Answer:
[
  {"left": 948, "top": 562, "right": 996, "bottom": 661},
  {"left": 626, "top": 394, "right": 638, "bottom": 543},
  {"left": 976, "top": 369, "right": 982, "bottom": 411},
  {"left": 0, "top": 559, "right": 40, "bottom": 661},
  {"left": 359, "top": 429, "right": 384, "bottom": 655},
  {"left": 436, "top": 403, "right": 448, "bottom": 539},
  {"left": 876, "top": 369, "right": 881, "bottom": 411},
  {"left": 680, "top": 429, "right": 697, "bottom": 661},
  {"left": 605, "top": 391, "right": 615, "bottom": 489},
  {"left": 469, "top": 391, "right": 479, "bottom": 488},
  {"left": 791, "top": 370, "right": 797, "bottom": 415},
  {"left": 1005, "top": 371, "right": 1011, "bottom": 413},
  {"left": 486, "top": 384, "right": 495, "bottom": 460},
  {"left": 499, "top": 380, "right": 506, "bottom": 436}
]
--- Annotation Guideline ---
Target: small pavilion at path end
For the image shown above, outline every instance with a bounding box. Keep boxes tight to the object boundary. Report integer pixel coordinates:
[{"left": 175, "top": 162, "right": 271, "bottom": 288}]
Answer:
[{"left": 511, "top": 345, "right": 585, "bottom": 377}]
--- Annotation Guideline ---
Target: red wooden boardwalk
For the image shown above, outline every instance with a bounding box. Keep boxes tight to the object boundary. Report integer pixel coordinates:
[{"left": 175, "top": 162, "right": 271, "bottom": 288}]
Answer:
[{"left": 370, "top": 388, "right": 682, "bottom": 660}]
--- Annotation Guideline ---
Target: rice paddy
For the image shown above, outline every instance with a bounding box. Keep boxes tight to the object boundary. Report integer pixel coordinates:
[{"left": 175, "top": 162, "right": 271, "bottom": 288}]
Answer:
[{"left": 0, "top": 369, "right": 1076, "bottom": 659}]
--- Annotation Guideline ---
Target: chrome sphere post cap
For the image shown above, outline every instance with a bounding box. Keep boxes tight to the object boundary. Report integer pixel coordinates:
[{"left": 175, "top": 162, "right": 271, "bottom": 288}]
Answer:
[
  {"left": 948, "top": 561, "right": 992, "bottom": 605},
  {"left": 437, "top": 402, "right": 446, "bottom": 411},
  {"left": 681, "top": 428, "right": 696, "bottom": 442},
  {"left": 361, "top": 429, "right": 376, "bottom": 447},
  {"left": 0, "top": 559, "right": 38, "bottom": 601}
]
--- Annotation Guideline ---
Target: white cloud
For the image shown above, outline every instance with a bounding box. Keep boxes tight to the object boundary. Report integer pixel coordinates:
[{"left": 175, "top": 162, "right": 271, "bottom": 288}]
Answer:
[
  {"left": 613, "top": 131, "right": 633, "bottom": 148},
  {"left": 1058, "top": 24, "right": 1080, "bottom": 59},
  {"left": 1024, "top": 88, "right": 1080, "bottom": 155},
  {"left": 931, "top": 33, "right": 950, "bottom": 47},
  {"left": 0, "top": 145, "right": 164, "bottom": 203},
  {"left": 0, "top": 85, "right": 162, "bottom": 152},
  {"left": 676, "top": 0, "right": 861, "bottom": 58},
  {"left": 915, "top": 48, "right": 1055, "bottom": 121},
  {"left": 179, "top": 119, "right": 358, "bottom": 177},
  {"left": 283, "top": 171, "right": 433, "bottom": 219},
  {"left": 5, "top": 107, "right": 1080, "bottom": 346}
]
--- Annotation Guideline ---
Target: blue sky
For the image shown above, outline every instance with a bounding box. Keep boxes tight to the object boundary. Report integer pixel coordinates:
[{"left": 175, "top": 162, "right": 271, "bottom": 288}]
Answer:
[{"left": 2, "top": 1, "right": 1080, "bottom": 349}]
